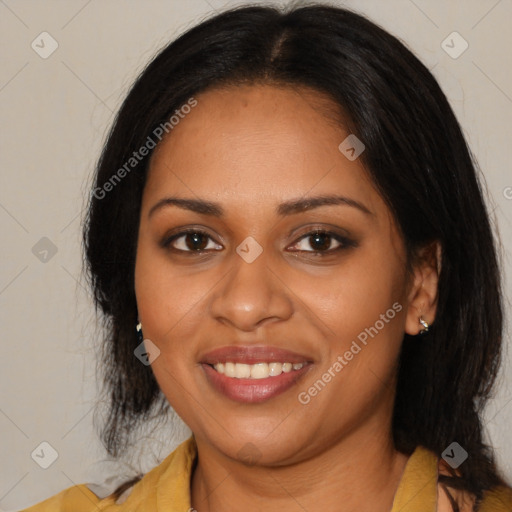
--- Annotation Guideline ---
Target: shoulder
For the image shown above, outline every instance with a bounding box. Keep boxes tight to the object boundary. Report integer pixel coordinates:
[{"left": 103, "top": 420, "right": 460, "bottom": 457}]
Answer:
[
  {"left": 437, "top": 458, "right": 512, "bottom": 512},
  {"left": 438, "top": 484, "right": 512, "bottom": 512},
  {"left": 19, "top": 485, "right": 101, "bottom": 512},
  {"left": 478, "top": 485, "right": 512, "bottom": 511},
  {"left": 19, "top": 436, "right": 197, "bottom": 511}
]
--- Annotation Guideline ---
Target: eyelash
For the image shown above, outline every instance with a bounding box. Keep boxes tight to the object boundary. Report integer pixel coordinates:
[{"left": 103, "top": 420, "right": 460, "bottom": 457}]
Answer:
[{"left": 161, "top": 228, "right": 356, "bottom": 256}]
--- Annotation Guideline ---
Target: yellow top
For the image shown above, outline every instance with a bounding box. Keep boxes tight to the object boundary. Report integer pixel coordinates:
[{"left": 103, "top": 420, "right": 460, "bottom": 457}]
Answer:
[{"left": 21, "top": 436, "right": 512, "bottom": 511}]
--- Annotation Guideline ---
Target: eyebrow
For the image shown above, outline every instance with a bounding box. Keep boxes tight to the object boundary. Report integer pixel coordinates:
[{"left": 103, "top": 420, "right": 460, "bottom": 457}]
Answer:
[{"left": 148, "top": 194, "right": 374, "bottom": 218}]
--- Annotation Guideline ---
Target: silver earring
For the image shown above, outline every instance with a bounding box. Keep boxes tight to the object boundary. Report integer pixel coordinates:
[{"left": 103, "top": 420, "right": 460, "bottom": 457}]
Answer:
[
  {"left": 136, "top": 322, "right": 143, "bottom": 343},
  {"left": 419, "top": 317, "right": 430, "bottom": 335}
]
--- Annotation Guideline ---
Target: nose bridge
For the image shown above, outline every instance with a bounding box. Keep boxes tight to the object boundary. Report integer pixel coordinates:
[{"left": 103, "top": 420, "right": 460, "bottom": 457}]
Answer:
[{"left": 209, "top": 246, "right": 293, "bottom": 330}]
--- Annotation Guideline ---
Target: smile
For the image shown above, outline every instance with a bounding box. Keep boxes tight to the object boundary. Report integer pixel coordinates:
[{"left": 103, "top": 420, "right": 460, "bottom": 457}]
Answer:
[
  {"left": 200, "top": 345, "right": 313, "bottom": 403},
  {"left": 212, "top": 361, "right": 306, "bottom": 379}
]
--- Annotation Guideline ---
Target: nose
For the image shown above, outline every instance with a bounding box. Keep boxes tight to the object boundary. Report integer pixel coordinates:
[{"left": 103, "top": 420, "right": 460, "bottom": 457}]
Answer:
[{"left": 209, "top": 248, "right": 294, "bottom": 332}]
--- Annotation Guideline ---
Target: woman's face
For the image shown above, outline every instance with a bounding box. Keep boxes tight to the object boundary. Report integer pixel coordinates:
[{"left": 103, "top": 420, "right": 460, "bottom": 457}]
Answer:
[{"left": 135, "top": 84, "right": 424, "bottom": 465}]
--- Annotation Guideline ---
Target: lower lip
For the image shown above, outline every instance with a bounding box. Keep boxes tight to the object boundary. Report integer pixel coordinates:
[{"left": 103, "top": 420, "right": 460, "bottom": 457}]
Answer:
[{"left": 201, "top": 363, "right": 311, "bottom": 403}]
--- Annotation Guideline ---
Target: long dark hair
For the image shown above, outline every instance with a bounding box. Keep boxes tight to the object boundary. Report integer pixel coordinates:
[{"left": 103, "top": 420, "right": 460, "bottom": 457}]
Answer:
[{"left": 83, "top": 2, "right": 509, "bottom": 506}]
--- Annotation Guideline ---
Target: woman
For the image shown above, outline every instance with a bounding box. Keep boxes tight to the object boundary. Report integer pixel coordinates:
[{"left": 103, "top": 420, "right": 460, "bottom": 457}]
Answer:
[{"left": 23, "top": 3, "right": 512, "bottom": 511}]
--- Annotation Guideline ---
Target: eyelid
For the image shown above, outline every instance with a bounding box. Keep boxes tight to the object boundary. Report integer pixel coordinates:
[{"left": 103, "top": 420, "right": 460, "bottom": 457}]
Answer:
[
  {"left": 161, "top": 227, "right": 223, "bottom": 252},
  {"left": 287, "top": 229, "right": 357, "bottom": 253},
  {"left": 161, "top": 225, "right": 357, "bottom": 255}
]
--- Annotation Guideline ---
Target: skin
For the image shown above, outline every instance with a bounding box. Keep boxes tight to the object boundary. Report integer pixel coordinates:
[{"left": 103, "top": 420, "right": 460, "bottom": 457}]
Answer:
[{"left": 134, "top": 84, "right": 442, "bottom": 511}]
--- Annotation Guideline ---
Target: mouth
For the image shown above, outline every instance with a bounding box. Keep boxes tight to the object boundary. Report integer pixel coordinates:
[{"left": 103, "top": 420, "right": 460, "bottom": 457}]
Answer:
[
  {"left": 200, "top": 346, "right": 313, "bottom": 403},
  {"left": 211, "top": 361, "right": 306, "bottom": 378}
]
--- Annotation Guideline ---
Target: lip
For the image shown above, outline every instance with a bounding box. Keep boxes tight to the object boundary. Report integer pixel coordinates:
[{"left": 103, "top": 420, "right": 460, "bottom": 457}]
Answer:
[
  {"left": 202, "top": 362, "right": 312, "bottom": 403},
  {"left": 199, "top": 345, "right": 314, "bottom": 403},
  {"left": 200, "top": 345, "right": 312, "bottom": 365}
]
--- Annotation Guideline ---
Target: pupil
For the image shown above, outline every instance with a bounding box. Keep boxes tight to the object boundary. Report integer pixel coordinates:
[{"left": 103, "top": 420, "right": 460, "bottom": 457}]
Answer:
[
  {"left": 311, "top": 232, "right": 330, "bottom": 251},
  {"left": 186, "top": 233, "right": 207, "bottom": 251}
]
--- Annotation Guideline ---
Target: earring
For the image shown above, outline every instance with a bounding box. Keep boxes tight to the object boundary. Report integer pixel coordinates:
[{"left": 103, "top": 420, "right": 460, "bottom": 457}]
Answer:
[
  {"left": 136, "top": 321, "right": 143, "bottom": 343},
  {"left": 419, "top": 317, "right": 430, "bottom": 335}
]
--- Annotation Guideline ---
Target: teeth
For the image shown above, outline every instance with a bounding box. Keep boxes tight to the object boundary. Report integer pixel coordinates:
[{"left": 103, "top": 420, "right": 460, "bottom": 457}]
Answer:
[
  {"left": 212, "top": 361, "right": 306, "bottom": 378},
  {"left": 235, "top": 363, "right": 251, "bottom": 378},
  {"left": 251, "top": 363, "right": 269, "bottom": 379},
  {"left": 224, "top": 362, "right": 236, "bottom": 378},
  {"left": 268, "top": 362, "right": 282, "bottom": 376}
]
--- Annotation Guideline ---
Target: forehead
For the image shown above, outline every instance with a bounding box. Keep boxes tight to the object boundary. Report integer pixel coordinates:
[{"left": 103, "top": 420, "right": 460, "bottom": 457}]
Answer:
[{"left": 145, "top": 84, "right": 383, "bottom": 217}]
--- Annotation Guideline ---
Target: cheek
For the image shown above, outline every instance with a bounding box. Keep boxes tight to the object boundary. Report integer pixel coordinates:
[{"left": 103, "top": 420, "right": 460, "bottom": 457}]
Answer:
[
  {"left": 134, "top": 241, "right": 217, "bottom": 409},
  {"left": 134, "top": 239, "right": 206, "bottom": 344},
  {"left": 292, "top": 244, "right": 405, "bottom": 346},
  {"left": 134, "top": 249, "right": 202, "bottom": 417},
  {"left": 292, "top": 246, "right": 406, "bottom": 412}
]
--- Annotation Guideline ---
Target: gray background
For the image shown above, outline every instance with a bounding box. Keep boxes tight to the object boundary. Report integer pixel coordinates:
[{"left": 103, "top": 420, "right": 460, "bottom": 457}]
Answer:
[{"left": 1, "top": 0, "right": 511, "bottom": 509}]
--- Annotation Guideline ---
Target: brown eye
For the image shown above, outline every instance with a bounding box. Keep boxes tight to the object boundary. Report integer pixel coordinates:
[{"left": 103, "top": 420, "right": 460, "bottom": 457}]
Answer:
[
  {"left": 163, "top": 229, "right": 223, "bottom": 253},
  {"left": 289, "top": 230, "right": 356, "bottom": 254}
]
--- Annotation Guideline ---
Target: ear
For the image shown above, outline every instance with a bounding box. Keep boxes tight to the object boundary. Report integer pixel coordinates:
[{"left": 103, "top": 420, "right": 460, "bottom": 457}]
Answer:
[{"left": 404, "top": 241, "right": 442, "bottom": 336}]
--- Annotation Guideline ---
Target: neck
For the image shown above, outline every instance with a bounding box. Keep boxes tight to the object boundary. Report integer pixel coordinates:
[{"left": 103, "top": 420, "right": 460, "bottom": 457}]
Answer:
[{"left": 190, "top": 420, "right": 410, "bottom": 512}]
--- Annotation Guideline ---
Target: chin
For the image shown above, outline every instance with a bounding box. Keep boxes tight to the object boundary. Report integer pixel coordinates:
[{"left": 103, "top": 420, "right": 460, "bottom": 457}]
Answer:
[{"left": 199, "top": 424, "right": 311, "bottom": 466}]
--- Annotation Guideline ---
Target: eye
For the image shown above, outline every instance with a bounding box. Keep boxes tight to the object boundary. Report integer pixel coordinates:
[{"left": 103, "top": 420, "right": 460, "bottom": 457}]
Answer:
[
  {"left": 161, "top": 228, "right": 356, "bottom": 256},
  {"left": 162, "top": 229, "right": 223, "bottom": 253},
  {"left": 288, "top": 230, "right": 355, "bottom": 255}
]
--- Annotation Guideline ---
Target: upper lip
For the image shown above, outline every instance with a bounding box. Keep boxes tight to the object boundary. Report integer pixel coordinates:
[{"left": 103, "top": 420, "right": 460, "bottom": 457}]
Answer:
[{"left": 200, "top": 345, "right": 312, "bottom": 365}]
